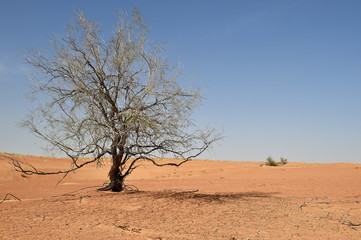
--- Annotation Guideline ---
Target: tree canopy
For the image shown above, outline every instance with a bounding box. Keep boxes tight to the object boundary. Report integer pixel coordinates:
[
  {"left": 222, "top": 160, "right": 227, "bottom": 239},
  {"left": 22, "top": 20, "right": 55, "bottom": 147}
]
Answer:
[{"left": 12, "top": 9, "right": 220, "bottom": 191}]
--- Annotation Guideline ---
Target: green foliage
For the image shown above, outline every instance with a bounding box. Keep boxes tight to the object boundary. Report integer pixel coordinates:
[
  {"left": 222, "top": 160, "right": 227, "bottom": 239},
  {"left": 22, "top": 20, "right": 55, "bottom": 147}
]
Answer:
[
  {"left": 264, "top": 156, "right": 289, "bottom": 167},
  {"left": 265, "top": 156, "right": 278, "bottom": 166},
  {"left": 280, "top": 157, "right": 288, "bottom": 165}
]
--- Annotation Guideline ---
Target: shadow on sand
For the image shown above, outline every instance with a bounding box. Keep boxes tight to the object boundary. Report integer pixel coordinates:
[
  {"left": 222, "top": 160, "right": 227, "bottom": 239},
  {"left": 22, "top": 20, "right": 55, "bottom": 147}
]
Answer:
[{"left": 124, "top": 190, "right": 280, "bottom": 203}]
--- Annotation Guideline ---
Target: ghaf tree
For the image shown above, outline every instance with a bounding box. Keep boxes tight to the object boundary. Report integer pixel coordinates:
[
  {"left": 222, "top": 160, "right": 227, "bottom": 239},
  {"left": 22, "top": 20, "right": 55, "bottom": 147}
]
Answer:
[{"left": 12, "top": 9, "right": 220, "bottom": 192}]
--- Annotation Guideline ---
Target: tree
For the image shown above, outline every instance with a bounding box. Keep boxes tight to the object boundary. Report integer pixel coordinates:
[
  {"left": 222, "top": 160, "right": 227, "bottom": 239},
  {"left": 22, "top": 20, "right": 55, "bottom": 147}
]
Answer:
[{"left": 9, "top": 9, "right": 220, "bottom": 192}]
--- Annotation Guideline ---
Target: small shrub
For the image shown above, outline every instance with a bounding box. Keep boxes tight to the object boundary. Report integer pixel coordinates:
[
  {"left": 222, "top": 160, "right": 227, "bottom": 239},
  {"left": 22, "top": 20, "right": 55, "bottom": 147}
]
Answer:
[
  {"left": 20, "top": 174, "right": 28, "bottom": 178},
  {"left": 280, "top": 157, "right": 288, "bottom": 165},
  {"left": 266, "top": 156, "right": 278, "bottom": 166}
]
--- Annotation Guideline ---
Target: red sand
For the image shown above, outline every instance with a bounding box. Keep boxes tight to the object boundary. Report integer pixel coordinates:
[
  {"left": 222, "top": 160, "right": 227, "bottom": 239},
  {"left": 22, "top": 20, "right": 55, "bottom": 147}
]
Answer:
[{"left": 1, "top": 154, "right": 361, "bottom": 239}]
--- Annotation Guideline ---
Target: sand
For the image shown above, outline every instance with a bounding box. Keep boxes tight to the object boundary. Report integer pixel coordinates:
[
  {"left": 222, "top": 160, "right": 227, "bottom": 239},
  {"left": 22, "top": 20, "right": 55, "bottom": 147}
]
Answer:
[{"left": 0, "top": 154, "right": 360, "bottom": 239}]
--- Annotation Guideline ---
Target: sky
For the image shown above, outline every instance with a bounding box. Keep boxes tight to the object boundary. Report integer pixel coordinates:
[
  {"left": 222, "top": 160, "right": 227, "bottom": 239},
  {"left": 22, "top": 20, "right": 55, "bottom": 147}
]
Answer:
[{"left": 1, "top": 0, "right": 361, "bottom": 163}]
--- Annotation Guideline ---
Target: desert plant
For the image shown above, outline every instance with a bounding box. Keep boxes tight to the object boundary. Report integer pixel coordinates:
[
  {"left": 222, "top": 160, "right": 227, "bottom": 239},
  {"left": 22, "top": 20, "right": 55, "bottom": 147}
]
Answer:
[
  {"left": 6, "top": 8, "right": 221, "bottom": 192},
  {"left": 265, "top": 156, "right": 278, "bottom": 166},
  {"left": 280, "top": 157, "right": 288, "bottom": 165}
]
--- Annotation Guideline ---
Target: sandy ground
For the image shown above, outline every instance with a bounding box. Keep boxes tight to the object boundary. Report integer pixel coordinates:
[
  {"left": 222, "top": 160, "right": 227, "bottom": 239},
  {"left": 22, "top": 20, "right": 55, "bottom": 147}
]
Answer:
[{"left": 0, "top": 154, "right": 361, "bottom": 239}]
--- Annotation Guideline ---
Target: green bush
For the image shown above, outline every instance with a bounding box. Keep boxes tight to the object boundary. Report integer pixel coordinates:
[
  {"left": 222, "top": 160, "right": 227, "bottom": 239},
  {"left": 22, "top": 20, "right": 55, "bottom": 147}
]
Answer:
[
  {"left": 280, "top": 157, "right": 288, "bottom": 165},
  {"left": 266, "top": 156, "right": 278, "bottom": 166}
]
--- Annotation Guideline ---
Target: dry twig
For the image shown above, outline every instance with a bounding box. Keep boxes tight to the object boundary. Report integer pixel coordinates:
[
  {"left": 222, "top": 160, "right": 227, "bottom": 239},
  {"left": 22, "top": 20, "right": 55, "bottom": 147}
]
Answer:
[
  {"left": 342, "top": 220, "right": 361, "bottom": 227},
  {"left": 0, "top": 193, "right": 22, "bottom": 204}
]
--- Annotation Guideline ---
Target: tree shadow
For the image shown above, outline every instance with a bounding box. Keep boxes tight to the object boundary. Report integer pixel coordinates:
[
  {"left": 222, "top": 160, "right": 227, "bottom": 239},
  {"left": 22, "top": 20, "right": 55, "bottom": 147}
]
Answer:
[{"left": 127, "top": 190, "right": 280, "bottom": 203}]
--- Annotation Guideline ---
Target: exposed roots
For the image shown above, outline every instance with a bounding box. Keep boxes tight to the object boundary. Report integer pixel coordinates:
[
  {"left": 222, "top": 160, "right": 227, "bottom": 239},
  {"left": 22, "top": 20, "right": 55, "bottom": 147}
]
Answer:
[{"left": 97, "top": 182, "right": 138, "bottom": 192}]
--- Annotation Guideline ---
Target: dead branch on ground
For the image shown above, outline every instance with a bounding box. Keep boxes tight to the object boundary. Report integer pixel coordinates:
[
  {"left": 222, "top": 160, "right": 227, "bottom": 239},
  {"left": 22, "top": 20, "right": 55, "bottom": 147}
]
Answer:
[{"left": 0, "top": 193, "right": 22, "bottom": 204}]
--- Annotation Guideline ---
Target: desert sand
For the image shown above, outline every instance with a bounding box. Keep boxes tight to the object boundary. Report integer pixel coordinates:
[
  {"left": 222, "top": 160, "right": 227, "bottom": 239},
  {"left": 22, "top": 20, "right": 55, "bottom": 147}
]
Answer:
[{"left": 0, "top": 153, "right": 360, "bottom": 239}]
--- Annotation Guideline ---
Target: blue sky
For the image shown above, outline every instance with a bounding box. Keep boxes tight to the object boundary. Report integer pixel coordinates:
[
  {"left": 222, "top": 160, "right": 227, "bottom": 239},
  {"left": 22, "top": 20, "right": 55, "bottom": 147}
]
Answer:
[{"left": 1, "top": 0, "right": 361, "bottom": 163}]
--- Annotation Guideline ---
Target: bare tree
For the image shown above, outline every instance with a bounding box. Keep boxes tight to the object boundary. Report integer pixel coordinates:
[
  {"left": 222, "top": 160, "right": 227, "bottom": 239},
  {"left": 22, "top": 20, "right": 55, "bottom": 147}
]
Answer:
[{"left": 12, "top": 9, "right": 220, "bottom": 192}]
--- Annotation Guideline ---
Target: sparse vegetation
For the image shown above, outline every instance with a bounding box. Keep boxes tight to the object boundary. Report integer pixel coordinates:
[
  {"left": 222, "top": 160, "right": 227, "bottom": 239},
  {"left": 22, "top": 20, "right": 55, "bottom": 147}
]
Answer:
[
  {"left": 280, "top": 157, "right": 288, "bottom": 165},
  {"left": 266, "top": 156, "right": 278, "bottom": 166},
  {"left": 264, "top": 156, "right": 289, "bottom": 167}
]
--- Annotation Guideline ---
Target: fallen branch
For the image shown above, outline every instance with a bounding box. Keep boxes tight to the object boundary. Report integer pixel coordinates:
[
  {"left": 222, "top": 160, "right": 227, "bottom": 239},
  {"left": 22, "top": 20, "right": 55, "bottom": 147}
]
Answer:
[
  {"left": 342, "top": 220, "right": 361, "bottom": 227},
  {"left": 34, "top": 213, "right": 46, "bottom": 221},
  {"left": 164, "top": 189, "right": 199, "bottom": 194},
  {"left": 298, "top": 202, "right": 307, "bottom": 210},
  {"left": 115, "top": 224, "right": 142, "bottom": 233},
  {"left": 78, "top": 195, "right": 91, "bottom": 204},
  {"left": 0, "top": 193, "right": 22, "bottom": 204}
]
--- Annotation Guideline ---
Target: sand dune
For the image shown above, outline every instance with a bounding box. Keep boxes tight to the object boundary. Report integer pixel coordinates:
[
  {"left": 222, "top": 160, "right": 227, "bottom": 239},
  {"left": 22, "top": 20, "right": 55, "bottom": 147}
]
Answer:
[{"left": 1, "top": 154, "right": 360, "bottom": 239}]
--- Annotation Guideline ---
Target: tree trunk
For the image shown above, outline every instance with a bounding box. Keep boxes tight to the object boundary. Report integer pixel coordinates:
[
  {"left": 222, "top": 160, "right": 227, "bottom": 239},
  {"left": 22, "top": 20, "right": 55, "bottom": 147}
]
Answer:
[
  {"left": 98, "top": 156, "right": 124, "bottom": 192},
  {"left": 107, "top": 175, "right": 124, "bottom": 192}
]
